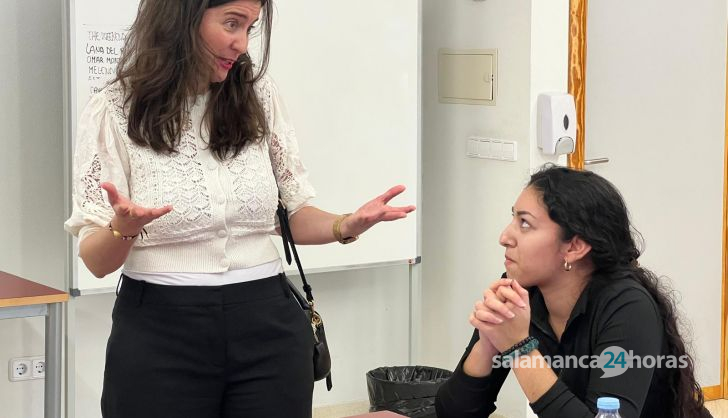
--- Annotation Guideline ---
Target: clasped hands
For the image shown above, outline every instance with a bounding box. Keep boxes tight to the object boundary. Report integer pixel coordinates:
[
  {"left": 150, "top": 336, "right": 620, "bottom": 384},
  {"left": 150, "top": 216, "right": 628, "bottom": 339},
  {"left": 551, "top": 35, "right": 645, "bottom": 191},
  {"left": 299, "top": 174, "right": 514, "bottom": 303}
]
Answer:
[{"left": 469, "top": 278, "right": 532, "bottom": 355}]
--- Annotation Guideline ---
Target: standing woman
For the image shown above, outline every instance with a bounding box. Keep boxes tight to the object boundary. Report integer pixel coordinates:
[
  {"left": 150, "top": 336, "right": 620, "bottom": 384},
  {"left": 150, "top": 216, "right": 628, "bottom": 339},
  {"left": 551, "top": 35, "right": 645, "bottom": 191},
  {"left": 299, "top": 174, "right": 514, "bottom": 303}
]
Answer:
[
  {"left": 65, "top": 1, "right": 415, "bottom": 417},
  {"left": 435, "top": 165, "right": 709, "bottom": 418}
]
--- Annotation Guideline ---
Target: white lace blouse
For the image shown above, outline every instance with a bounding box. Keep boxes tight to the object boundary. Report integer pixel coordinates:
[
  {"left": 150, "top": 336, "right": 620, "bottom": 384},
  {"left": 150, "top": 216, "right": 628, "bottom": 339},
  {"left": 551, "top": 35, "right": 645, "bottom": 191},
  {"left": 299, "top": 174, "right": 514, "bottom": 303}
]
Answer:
[{"left": 64, "top": 75, "right": 316, "bottom": 273}]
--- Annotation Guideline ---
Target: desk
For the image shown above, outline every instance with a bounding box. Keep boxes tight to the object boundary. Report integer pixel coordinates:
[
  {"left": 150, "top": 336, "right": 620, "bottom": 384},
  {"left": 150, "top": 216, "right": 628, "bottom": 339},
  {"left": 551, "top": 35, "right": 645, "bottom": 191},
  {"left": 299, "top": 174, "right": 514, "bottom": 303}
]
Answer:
[{"left": 0, "top": 270, "right": 68, "bottom": 418}]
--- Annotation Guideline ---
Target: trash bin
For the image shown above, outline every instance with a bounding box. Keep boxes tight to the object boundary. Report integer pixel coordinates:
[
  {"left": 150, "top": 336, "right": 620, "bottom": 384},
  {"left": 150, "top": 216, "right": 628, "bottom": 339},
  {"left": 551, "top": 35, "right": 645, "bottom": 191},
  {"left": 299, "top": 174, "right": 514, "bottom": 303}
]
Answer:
[{"left": 366, "top": 366, "right": 453, "bottom": 418}]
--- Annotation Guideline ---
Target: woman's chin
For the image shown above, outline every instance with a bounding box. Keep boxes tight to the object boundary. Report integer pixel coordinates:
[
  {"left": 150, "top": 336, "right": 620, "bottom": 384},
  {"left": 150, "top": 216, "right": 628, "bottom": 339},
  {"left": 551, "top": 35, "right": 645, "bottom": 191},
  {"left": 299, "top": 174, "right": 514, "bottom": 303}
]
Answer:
[
  {"left": 209, "top": 70, "right": 229, "bottom": 84},
  {"left": 504, "top": 270, "right": 534, "bottom": 288}
]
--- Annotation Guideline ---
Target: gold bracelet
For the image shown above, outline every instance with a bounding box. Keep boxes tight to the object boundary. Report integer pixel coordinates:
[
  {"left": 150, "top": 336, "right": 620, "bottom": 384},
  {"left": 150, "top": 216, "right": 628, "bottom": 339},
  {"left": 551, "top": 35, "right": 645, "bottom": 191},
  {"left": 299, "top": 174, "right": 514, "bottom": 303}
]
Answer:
[
  {"left": 107, "top": 223, "right": 144, "bottom": 241},
  {"left": 332, "top": 213, "right": 358, "bottom": 244}
]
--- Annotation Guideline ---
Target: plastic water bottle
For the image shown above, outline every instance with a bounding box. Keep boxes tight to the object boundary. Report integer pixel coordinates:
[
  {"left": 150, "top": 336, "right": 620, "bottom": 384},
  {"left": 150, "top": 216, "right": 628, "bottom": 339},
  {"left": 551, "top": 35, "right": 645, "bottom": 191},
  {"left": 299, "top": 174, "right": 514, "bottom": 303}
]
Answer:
[{"left": 595, "top": 397, "right": 621, "bottom": 418}]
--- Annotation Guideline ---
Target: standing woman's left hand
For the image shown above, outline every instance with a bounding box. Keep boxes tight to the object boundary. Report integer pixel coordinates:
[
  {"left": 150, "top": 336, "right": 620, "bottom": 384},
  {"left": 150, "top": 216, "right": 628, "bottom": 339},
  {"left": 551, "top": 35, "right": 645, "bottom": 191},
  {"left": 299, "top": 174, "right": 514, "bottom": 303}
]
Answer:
[
  {"left": 340, "top": 185, "right": 416, "bottom": 237},
  {"left": 472, "top": 279, "right": 532, "bottom": 353}
]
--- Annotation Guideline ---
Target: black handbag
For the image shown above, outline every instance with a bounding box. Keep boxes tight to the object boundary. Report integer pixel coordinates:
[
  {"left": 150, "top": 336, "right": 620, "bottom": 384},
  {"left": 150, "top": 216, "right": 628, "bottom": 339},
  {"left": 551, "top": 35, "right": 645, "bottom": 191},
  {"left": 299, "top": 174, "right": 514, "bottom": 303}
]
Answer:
[{"left": 276, "top": 200, "right": 333, "bottom": 391}]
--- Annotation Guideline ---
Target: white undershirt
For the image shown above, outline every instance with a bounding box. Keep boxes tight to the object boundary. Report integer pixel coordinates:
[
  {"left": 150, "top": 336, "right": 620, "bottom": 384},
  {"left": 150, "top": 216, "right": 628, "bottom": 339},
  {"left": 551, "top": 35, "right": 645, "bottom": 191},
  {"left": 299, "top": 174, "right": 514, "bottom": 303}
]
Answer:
[{"left": 122, "top": 259, "right": 284, "bottom": 286}]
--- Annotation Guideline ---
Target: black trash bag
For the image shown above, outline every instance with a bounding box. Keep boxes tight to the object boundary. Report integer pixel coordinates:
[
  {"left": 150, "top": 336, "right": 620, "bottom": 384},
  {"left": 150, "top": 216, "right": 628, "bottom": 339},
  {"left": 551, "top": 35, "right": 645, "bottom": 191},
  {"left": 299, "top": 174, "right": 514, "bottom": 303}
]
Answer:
[{"left": 366, "top": 366, "right": 453, "bottom": 418}]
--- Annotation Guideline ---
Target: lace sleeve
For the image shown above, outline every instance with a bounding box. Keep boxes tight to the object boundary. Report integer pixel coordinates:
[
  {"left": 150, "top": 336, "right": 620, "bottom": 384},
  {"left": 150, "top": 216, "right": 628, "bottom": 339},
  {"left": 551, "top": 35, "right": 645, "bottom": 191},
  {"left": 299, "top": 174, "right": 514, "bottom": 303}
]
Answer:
[
  {"left": 263, "top": 78, "right": 316, "bottom": 215},
  {"left": 64, "top": 91, "right": 131, "bottom": 239}
]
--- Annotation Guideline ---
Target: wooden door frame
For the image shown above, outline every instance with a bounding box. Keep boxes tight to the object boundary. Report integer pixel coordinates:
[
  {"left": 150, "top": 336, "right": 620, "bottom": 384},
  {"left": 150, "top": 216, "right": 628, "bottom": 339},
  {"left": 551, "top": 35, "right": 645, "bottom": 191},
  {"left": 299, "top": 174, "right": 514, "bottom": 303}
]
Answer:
[
  {"left": 567, "top": 0, "right": 587, "bottom": 170},
  {"left": 721, "top": 42, "right": 728, "bottom": 400},
  {"left": 567, "top": 0, "right": 727, "bottom": 401}
]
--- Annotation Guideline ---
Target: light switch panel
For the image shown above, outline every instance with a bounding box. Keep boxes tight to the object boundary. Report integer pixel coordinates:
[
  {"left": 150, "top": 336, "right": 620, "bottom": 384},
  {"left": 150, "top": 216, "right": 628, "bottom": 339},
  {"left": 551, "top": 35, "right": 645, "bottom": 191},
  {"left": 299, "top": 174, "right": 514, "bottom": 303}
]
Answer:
[{"left": 467, "top": 137, "right": 517, "bottom": 162}]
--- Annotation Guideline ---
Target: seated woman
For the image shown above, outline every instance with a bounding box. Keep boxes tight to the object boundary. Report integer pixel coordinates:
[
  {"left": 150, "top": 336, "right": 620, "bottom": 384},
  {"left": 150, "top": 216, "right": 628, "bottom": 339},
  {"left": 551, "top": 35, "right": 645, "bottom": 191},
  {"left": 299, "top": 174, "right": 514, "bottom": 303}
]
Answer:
[{"left": 435, "top": 165, "right": 711, "bottom": 418}]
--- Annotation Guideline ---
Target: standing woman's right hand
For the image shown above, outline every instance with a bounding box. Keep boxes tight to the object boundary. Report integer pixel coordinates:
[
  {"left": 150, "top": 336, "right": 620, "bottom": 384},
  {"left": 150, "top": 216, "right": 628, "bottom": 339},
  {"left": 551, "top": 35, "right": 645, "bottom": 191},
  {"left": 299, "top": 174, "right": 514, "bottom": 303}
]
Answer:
[{"left": 101, "top": 182, "right": 173, "bottom": 236}]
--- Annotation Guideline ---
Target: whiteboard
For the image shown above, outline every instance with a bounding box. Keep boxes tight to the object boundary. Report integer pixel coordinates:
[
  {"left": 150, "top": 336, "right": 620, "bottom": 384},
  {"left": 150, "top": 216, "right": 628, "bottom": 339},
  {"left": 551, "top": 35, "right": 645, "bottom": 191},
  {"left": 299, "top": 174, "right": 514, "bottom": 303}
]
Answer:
[{"left": 64, "top": 0, "right": 420, "bottom": 295}]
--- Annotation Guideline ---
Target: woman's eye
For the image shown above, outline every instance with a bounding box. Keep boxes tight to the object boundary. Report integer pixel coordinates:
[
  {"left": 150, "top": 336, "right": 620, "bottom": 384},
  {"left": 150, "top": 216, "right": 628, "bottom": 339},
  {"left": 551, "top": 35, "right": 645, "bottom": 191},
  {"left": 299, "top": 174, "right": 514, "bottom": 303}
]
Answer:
[
  {"left": 520, "top": 219, "right": 531, "bottom": 229},
  {"left": 225, "top": 20, "right": 239, "bottom": 30},
  {"left": 247, "top": 23, "right": 257, "bottom": 34}
]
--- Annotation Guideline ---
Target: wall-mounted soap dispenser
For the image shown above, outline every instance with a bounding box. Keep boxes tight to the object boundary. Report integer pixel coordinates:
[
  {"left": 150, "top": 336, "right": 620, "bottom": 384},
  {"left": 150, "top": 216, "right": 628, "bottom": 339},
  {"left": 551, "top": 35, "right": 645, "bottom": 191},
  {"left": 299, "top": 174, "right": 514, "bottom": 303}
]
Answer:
[{"left": 537, "top": 93, "right": 576, "bottom": 155}]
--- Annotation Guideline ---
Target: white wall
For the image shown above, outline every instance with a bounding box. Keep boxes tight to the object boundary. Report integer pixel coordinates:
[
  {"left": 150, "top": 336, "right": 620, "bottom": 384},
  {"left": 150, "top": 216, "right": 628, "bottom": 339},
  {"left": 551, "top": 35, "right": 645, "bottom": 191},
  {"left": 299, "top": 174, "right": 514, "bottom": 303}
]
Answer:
[
  {"left": 0, "top": 1, "right": 67, "bottom": 417},
  {"left": 584, "top": 0, "right": 726, "bottom": 386},
  {"left": 420, "top": 0, "right": 563, "bottom": 416},
  {"left": 421, "top": 0, "right": 531, "bottom": 365},
  {"left": 529, "top": 0, "right": 570, "bottom": 170}
]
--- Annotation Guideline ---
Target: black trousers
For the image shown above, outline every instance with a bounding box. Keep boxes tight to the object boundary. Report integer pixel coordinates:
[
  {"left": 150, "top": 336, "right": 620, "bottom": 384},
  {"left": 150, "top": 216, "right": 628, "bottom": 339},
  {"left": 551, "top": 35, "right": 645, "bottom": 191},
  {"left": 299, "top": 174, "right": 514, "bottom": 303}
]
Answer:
[{"left": 101, "top": 274, "right": 314, "bottom": 418}]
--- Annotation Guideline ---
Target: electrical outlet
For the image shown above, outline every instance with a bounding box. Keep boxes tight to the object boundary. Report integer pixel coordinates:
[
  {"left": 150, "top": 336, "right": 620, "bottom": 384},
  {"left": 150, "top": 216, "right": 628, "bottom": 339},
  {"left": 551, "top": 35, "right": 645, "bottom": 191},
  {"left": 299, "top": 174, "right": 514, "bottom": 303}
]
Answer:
[
  {"left": 8, "top": 356, "right": 44, "bottom": 382},
  {"left": 9, "top": 358, "right": 32, "bottom": 381},
  {"left": 31, "top": 358, "right": 45, "bottom": 379}
]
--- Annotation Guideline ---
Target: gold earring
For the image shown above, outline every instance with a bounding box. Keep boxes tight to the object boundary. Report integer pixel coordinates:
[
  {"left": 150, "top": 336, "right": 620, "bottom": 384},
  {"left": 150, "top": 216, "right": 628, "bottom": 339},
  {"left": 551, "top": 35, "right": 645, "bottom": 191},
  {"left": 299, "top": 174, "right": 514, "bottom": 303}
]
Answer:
[{"left": 564, "top": 259, "right": 572, "bottom": 272}]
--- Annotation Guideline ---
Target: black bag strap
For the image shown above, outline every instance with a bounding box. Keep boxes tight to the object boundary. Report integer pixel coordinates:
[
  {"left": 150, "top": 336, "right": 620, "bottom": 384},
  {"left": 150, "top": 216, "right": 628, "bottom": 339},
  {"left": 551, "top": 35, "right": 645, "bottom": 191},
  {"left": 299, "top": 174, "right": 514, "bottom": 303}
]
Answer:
[{"left": 276, "top": 197, "right": 315, "bottom": 305}]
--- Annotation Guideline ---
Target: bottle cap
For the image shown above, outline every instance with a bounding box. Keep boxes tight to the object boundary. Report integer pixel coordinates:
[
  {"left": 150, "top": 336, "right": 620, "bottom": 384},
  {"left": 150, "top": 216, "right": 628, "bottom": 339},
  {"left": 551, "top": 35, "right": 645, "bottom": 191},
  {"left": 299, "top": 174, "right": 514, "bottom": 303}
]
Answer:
[{"left": 597, "top": 397, "right": 620, "bottom": 410}]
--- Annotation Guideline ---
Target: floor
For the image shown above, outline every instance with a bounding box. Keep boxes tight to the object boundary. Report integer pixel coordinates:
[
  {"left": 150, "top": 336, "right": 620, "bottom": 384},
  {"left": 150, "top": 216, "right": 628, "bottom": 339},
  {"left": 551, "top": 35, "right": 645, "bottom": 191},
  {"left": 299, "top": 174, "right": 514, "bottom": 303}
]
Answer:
[
  {"left": 313, "top": 399, "right": 728, "bottom": 417},
  {"left": 313, "top": 401, "right": 369, "bottom": 418}
]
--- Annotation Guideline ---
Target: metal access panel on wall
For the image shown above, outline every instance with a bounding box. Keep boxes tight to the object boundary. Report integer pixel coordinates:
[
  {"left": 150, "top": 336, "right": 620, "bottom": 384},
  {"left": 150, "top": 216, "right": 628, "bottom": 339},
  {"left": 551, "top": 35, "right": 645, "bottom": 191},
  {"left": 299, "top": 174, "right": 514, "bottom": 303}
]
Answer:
[{"left": 438, "top": 48, "right": 497, "bottom": 106}]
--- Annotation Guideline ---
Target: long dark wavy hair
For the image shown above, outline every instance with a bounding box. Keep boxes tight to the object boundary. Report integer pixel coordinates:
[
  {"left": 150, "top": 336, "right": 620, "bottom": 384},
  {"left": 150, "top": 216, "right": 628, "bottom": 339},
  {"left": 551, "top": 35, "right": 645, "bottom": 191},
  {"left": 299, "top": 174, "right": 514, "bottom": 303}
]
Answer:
[
  {"left": 113, "top": 0, "right": 273, "bottom": 160},
  {"left": 528, "top": 164, "right": 705, "bottom": 417}
]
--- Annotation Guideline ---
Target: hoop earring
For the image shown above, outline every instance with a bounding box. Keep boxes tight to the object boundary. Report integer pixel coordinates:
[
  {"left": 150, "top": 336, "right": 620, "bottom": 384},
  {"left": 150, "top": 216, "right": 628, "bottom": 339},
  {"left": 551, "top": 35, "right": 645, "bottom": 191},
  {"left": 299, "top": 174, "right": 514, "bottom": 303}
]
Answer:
[{"left": 564, "top": 259, "right": 572, "bottom": 272}]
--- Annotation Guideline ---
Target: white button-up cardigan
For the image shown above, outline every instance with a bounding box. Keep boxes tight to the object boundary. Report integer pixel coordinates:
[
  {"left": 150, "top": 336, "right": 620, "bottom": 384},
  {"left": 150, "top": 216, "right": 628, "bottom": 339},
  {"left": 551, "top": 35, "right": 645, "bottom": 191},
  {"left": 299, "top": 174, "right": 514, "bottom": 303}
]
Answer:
[{"left": 65, "top": 75, "right": 316, "bottom": 274}]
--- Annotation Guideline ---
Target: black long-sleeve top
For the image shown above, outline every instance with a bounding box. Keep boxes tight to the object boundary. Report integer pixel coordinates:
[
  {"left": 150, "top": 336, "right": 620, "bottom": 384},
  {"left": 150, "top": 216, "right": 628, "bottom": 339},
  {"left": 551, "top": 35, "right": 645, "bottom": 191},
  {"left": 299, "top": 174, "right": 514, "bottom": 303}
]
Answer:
[{"left": 435, "top": 276, "right": 694, "bottom": 418}]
